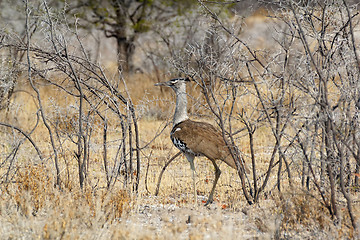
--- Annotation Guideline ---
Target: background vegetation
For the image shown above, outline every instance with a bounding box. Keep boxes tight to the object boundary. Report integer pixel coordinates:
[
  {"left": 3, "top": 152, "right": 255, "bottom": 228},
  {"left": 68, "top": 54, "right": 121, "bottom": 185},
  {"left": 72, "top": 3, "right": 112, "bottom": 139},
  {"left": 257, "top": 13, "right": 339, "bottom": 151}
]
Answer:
[{"left": 0, "top": 0, "right": 359, "bottom": 238}]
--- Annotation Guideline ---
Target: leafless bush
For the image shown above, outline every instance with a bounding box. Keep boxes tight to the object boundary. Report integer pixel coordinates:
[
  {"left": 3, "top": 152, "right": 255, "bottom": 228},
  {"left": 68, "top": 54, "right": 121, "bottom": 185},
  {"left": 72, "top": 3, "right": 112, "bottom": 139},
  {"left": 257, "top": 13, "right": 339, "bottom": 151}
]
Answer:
[
  {"left": 0, "top": 36, "right": 22, "bottom": 111},
  {"left": 0, "top": 0, "right": 141, "bottom": 193},
  {"left": 172, "top": 0, "right": 359, "bottom": 234},
  {"left": 0, "top": 0, "right": 359, "bottom": 237}
]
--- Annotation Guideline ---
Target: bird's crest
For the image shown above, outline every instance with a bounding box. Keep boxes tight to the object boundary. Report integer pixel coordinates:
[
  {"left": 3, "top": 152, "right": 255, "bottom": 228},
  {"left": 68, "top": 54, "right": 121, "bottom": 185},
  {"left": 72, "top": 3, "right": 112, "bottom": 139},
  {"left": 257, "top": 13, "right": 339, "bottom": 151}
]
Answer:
[
  {"left": 155, "top": 77, "right": 190, "bottom": 87},
  {"left": 168, "top": 77, "right": 190, "bottom": 84}
]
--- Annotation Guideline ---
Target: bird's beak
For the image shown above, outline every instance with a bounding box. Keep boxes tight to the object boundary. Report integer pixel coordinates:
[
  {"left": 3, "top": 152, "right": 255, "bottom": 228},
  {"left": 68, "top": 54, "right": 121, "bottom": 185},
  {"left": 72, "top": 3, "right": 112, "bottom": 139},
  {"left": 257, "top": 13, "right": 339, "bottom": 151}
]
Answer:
[{"left": 155, "top": 82, "right": 167, "bottom": 86}]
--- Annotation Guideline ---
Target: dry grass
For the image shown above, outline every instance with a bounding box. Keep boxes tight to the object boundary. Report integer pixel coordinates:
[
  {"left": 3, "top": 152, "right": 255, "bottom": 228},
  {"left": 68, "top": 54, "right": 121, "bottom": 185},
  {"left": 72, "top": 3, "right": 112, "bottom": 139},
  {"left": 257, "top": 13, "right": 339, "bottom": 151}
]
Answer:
[
  {"left": 0, "top": 72, "right": 358, "bottom": 239},
  {"left": 1, "top": 2, "right": 360, "bottom": 237}
]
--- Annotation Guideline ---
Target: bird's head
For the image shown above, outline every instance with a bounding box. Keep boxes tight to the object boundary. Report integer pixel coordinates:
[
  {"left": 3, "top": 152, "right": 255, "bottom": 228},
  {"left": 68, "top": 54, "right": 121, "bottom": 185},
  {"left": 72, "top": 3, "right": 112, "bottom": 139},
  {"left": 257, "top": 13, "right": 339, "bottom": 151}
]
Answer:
[{"left": 155, "top": 77, "right": 190, "bottom": 91}]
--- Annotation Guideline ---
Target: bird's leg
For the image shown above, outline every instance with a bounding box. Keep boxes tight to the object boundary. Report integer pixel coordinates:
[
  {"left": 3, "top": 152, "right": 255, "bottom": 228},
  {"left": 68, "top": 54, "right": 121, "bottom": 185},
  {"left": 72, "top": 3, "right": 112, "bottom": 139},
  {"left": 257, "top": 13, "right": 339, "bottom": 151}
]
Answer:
[
  {"left": 189, "top": 159, "right": 197, "bottom": 205},
  {"left": 185, "top": 153, "right": 197, "bottom": 205},
  {"left": 205, "top": 160, "right": 221, "bottom": 206}
]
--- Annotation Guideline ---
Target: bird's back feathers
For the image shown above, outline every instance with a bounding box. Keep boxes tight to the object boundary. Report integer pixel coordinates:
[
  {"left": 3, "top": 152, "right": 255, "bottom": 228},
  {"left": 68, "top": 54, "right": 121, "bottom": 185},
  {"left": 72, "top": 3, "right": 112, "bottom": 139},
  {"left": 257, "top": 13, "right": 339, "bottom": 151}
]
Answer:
[{"left": 170, "top": 119, "right": 249, "bottom": 172}]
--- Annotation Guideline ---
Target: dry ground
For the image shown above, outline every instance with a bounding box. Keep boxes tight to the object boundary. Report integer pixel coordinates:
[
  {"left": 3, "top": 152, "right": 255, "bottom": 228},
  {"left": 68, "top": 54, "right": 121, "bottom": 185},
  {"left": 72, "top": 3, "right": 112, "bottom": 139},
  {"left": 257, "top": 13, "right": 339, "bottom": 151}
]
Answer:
[
  {"left": 1, "top": 2, "right": 360, "bottom": 238},
  {"left": 0, "top": 74, "right": 358, "bottom": 239}
]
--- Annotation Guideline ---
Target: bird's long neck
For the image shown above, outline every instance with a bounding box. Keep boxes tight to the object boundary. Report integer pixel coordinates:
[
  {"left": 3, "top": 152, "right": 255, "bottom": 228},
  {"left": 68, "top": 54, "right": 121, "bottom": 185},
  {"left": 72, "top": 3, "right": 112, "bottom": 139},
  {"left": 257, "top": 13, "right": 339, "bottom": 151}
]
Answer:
[{"left": 173, "top": 84, "right": 189, "bottom": 126}]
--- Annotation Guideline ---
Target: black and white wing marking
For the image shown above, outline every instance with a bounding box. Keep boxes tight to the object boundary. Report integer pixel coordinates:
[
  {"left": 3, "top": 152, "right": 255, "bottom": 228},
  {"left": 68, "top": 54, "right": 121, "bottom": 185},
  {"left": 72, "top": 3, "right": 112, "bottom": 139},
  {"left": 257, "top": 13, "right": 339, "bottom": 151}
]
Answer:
[{"left": 170, "top": 125, "right": 201, "bottom": 157}]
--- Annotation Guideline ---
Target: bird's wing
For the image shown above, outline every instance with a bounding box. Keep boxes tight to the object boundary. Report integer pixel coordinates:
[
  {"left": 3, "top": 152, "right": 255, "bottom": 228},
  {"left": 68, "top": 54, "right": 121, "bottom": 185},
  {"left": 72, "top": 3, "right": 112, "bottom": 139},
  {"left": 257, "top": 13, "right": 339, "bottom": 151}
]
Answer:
[
  {"left": 172, "top": 120, "right": 230, "bottom": 161},
  {"left": 172, "top": 120, "right": 250, "bottom": 172}
]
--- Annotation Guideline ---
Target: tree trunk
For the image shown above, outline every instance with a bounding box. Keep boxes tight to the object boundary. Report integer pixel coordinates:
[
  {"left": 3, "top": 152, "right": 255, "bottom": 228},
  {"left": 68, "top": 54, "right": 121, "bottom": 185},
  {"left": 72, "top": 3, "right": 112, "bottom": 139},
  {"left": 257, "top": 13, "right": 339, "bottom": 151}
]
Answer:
[
  {"left": 111, "top": 0, "right": 135, "bottom": 73},
  {"left": 116, "top": 36, "right": 135, "bottom": 73}
]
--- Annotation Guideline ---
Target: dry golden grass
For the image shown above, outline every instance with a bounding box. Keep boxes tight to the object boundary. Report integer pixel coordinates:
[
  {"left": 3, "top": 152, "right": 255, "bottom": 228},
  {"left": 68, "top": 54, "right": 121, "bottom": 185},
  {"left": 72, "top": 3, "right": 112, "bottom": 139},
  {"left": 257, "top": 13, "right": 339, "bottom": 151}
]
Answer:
[{"left": 0, "top": 73, "right": 358, "bottom": 239}]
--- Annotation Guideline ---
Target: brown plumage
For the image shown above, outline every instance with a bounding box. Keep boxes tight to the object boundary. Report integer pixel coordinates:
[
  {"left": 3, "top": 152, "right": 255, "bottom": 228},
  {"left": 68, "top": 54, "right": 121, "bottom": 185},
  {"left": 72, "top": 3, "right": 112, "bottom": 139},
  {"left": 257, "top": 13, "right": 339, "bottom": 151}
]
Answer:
[
  {"left": 155, "top": 78, "right": 249, "bottom": 206},
  {"left": 171, "top": 119, "right": 237, "bottom": 169}
]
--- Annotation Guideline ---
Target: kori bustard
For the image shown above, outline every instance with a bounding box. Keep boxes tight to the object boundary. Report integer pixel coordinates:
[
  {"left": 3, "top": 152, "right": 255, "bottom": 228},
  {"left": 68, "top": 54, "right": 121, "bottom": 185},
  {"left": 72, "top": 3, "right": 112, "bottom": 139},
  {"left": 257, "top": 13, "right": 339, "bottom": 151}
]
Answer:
[{"left": 156, "top": 77, "right": 249, "bottom": 206}]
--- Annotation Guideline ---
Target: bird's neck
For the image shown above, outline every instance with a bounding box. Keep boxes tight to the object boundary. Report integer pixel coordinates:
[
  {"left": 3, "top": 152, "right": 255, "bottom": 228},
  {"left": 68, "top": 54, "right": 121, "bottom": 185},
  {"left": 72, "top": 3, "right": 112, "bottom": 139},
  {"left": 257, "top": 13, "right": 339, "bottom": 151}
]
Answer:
[{"left": 173, "top": 85, "right": 189, "bottom": 126}]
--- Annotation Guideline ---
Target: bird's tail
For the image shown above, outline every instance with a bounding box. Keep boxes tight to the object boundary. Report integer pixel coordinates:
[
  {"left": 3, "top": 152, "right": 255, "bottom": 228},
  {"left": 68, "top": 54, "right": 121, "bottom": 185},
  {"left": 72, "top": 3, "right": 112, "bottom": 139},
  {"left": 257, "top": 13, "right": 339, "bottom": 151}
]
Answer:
[{"left": 223, "top": 147, "right": 250, "bottom": 174}]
